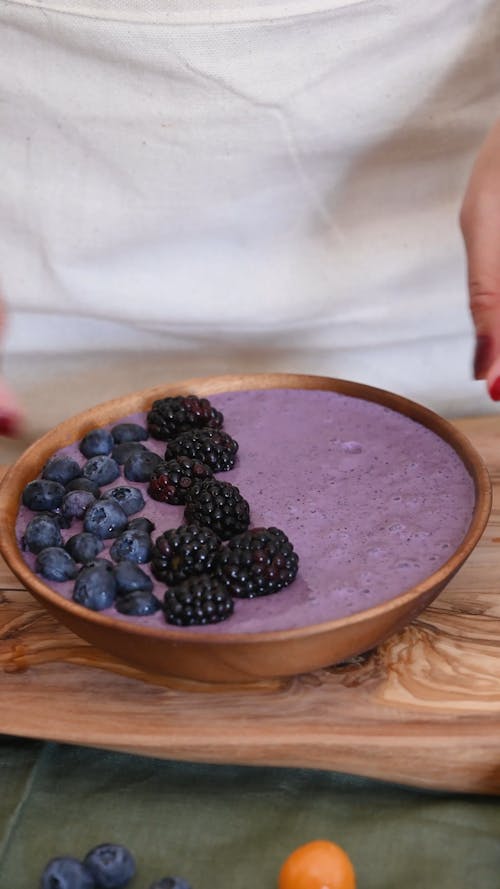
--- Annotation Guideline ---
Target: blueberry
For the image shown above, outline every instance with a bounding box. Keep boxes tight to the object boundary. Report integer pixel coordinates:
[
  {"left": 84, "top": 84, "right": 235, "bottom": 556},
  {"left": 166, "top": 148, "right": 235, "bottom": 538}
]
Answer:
[
  {"left": 36, "top": 547, "right": 78, "bottom": 582},
  {"left": 101, "top": 486, "right": 145, "bottom": 516},
  {"left": 111, "top": 422, "right": 148, "bottom": 444},
  {"left": 62, "top": 490, "right": 96, "bottom": 520},
  {"left": 84, "top": 501, "right": 129, "bottom": 539},
  {"left": 110, "top": 530, "right": 152, "bottom": 563},
  {"left": 124, "top": 449, "right": 162, "bottom": 483},
  {"left": 40, "top": 856, "right": 95, "bottom": 889},
  {"left": 111, "top": 442, "right": 146, "bottom": 465},
  {"left": 66, "top": 477, "right": 101, "bottom": 498},
  {"left": 148, "top": 879, "right": 192, "bottom": 889},
  {"left": 79, "top": 428, "right": 114, "bottom": 458},
  {"left": 73, "top": 562, "right": 117, "bottom": 610},
  {"left": 23, "top": 514, "right": 63, "bottom": 554},
  {"left": 65, "top": 532, "right": 104, "bottom": 564},
  {"left": 42, "top": 455, "right": 82, "bottom": 486},
  {"left": 22, "top": 479, "right": 66, "bottom": 512},
  {"left": 49, "top": 511, "right": 74, "bottom": 530},
  {"left": 114, "top": 561, "right": 154, "bottom": 594},
  {"left": 115, "top": 590, "right": 161, "bottom": 616},
  {"left": 83, "top": 843, "right": 136, "bottom": 889},
  {"left": 83, "top": 456, "right": 120, "bottom": 486},
  {"left": 128, "top": 516, "right": 155, "bottom": 534}
]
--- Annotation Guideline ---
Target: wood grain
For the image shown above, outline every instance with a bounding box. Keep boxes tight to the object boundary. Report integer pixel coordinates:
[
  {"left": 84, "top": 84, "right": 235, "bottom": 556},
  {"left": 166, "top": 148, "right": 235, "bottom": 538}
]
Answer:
[{"left": 1, "top": 415, "right": 500, "bottom": 794}]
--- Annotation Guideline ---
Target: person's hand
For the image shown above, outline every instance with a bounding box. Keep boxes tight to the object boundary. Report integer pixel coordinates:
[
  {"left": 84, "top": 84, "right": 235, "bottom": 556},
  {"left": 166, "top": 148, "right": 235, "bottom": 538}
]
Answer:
[
  {"left": 460, "top": 119, "right": 500, "bottom": 399},
  {"left": 0, "top": 303, "right": 22, "bottom": 436}
]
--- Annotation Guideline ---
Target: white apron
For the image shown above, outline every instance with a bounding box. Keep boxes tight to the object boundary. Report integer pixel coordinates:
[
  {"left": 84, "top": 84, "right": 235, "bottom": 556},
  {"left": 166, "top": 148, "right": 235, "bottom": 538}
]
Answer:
[{"left": 1, "top": 0, "right": 500, "bottom": 415}]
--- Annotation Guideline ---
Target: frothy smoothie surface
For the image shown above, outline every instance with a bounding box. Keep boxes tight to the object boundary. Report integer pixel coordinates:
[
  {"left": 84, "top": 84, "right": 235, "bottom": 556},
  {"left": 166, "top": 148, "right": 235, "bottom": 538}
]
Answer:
[{"left": 16, "top": 388, "right": 475, "bottom": 633}]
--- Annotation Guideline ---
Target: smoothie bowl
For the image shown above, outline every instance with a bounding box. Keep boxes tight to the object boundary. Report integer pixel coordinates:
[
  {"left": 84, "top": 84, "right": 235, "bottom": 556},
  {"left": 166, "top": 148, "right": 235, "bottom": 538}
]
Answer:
[{"left": 0, "top": 373, "right": 491, "bottom": 682}]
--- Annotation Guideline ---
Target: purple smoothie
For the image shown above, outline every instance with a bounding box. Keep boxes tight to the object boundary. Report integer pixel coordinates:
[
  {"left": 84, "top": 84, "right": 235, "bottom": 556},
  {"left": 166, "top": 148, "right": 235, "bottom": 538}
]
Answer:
[{"left": 16, "top": 388, "right": 475, "bottom": 634}]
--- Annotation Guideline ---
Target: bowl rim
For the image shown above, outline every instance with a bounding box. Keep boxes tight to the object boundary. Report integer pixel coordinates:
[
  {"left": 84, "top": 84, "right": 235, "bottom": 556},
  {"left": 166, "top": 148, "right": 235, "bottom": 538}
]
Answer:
[{"left": 0, "top": 372, "right": 492, "bottom": 645}]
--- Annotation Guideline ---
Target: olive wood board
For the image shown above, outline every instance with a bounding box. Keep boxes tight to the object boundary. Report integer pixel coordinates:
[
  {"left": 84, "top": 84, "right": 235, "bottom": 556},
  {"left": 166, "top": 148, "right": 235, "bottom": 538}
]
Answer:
[{"left": 2, "top": 414, "right": 500, "bottom": 795}]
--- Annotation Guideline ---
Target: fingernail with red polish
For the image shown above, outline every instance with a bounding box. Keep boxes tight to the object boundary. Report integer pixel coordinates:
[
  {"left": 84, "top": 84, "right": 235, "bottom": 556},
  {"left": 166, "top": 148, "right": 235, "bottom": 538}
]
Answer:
[
  {"left": 489, "top": 377, "right": 500, "bottom": 402},
  {"left": 0, "top": 413, "right": 21, "bottom": 437},
  {"left": 474, "top": 334, "right": 494, "bottom": 379}
]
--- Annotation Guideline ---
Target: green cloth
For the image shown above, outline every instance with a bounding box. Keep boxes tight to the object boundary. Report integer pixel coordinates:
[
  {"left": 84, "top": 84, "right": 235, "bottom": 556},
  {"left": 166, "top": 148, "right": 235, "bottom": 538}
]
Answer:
[{"left": 1, "top": 735, "right": 499, "bottom": 888}]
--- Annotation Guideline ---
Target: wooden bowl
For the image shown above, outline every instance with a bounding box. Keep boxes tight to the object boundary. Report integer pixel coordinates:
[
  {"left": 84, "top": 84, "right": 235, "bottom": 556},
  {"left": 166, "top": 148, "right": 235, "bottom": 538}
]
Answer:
[{"left": 0, "top": 373, "right": 492, "bottom": 683}]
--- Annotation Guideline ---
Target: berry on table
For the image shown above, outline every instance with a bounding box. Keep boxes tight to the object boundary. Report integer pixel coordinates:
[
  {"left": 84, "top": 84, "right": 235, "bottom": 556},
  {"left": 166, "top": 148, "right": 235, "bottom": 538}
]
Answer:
[
  {"left": 42, "top": 455, "right": 82, "bottom": 485},
  {"left": 23, "top": 513, "right": 63, "bottom": 554},
  {"left": 215, "top": 527, "right": 299, "bottom": 598},
  {"left": 184, "top": 479, "right": 250, "bottom": 540},
  {"left": 83, "top": 501, "right": 129, "bottom": 539},
  {"left": 123, "top": 449, "right": 162, "bottom": 483},
  {"left": 65, "top": 532, "right": 104, "bottom": 564},
  {"left": 73, "top": 561, "right": 117, "bottom": 611},
  {"left": 111, "top": 422, "right": 148, "bottom": 444},
  {"left": 148, "top": 456, "right": 212, "bottom": 505},
  {"left": 166, "top": 428, "right": 238, "bottom": 472},
  {"left": 35, "top": 547, "right": 78, "bottom": 582},
  {"left": 163, "top": 574, "right": 234, "bottom": 626},
  {"left": 79, "top": 428, "right": 114, "bottom": 458},
  {"left": 278, "top": 839, "right": 356, "bottom": 889},
  {"left": 101, "top": 485, "right": 145, "bottom": 516},
  {"left": 40, "top": 856, "right": 95, "bottom": 889},
  {"left": 83, "top": 843, "right": 136, "bottom": 889},
  {"left": 147, "top": 393, "right": 223, "bottom": 440},
  {"left": 151, "top": 524, "right": 220, "bottom": 585},
  {"left": 83, "top": 455, "right": 120, "bottom": 486},
  {"left": 22, "top": 479, "right": 66, "bottom": 512}
]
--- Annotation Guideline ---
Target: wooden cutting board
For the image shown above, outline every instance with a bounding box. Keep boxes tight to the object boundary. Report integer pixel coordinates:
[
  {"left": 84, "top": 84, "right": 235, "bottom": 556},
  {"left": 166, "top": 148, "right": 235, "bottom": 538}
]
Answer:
[{"left": 2, "top": 415, "right": 500, "bottom": 795}]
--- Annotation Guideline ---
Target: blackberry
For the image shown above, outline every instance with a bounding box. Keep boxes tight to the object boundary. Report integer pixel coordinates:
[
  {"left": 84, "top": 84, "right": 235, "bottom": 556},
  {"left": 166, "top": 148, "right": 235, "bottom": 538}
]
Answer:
[
  {"left": 151, "top": 524, "right": 220, "bottom": 585},
  {"left": 148, "top": 456, "right": 212, "bottom": 505},
  {"left": 215, "top": 527, "right": 299, "bottom": 598},
  {"left": 166, "top": 429, "right": 238, "bottom": 472},
  {"left": 147, "top": 394, "right": 223, "bottom": 440},
  {"left": 163, "top": 574, "right": 233, "bottom": 626},
  {"left": 184, "top": 479, "right": 250, "bottom": 539}
]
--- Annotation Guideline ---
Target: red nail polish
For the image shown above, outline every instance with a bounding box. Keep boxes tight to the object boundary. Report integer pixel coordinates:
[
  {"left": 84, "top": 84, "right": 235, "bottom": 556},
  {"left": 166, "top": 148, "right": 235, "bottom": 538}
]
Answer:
[
  {"left": 474, "top": 335, "right": 494, "bottom": 379},
  {"left": 489, "top": 377, "right": 500, "bottom": 401},
  {"left": 0, "top": 413, "right": 20, "bottom": 437}
]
